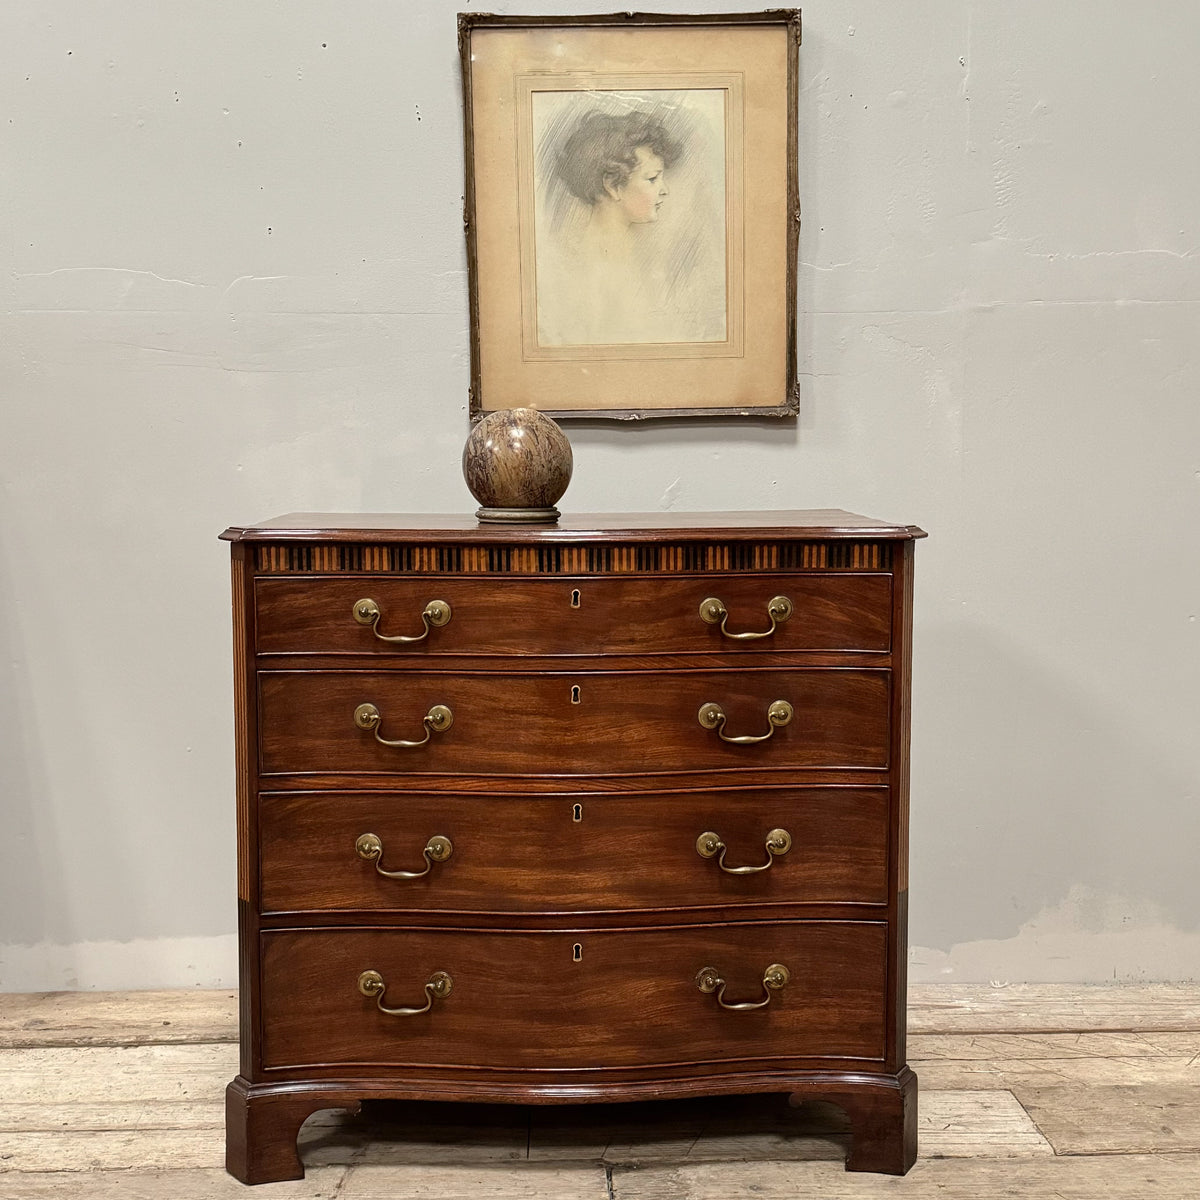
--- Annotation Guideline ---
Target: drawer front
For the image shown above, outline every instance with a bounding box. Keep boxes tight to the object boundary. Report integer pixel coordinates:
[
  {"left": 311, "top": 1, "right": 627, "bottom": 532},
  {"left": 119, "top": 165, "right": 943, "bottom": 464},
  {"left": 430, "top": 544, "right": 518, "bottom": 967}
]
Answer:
[
  {"left": 258, "top": 788, "right": 890, "bottom": 913},
  {"left": 254, "top": 573, "right": 892, "bottom": 657},
  {"left": 258, "top": 668, "right": 890, "bottom": 776},
  {"left": 259, "top": 922, "right": 888, "bottom": 1070}
]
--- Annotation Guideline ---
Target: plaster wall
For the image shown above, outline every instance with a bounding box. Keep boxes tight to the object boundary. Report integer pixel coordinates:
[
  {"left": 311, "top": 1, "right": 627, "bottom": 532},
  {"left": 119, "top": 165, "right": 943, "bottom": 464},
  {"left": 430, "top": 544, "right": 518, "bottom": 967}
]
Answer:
[{"left": 2, "top": 1, "right": 1197, "bottom": 989}]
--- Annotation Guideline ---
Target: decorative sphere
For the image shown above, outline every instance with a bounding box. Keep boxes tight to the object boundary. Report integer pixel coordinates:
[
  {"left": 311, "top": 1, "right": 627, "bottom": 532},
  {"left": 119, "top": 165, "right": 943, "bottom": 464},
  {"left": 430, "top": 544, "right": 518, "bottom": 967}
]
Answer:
[{"left": 462, "top": 408, "right": 573, "bottom": 523}]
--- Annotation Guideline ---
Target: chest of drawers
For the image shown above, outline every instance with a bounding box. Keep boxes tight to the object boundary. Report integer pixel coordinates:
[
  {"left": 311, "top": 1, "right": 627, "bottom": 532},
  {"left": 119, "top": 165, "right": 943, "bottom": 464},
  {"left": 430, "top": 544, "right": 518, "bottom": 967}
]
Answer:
[{"left": 221, "top": 511, "right": 924, "bottom": 1184}]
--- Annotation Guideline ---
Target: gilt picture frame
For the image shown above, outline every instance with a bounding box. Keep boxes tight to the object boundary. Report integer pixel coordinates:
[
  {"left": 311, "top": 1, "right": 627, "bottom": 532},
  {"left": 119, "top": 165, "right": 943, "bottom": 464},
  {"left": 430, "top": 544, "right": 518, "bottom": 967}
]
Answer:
[{"left": 458, "top": 11, "right": 801, "bottom": 420}]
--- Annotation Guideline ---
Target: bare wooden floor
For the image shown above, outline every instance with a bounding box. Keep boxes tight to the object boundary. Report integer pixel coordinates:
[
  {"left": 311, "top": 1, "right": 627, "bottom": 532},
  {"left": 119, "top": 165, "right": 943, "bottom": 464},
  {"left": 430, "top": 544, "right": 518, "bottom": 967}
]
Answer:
[{"left": 2, "top": 984, "right": 1199, "bottom": 1197}]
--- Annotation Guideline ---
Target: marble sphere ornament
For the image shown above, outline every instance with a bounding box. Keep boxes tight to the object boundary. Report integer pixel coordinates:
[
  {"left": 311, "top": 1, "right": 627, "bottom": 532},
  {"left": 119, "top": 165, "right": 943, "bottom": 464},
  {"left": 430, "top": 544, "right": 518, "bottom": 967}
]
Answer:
[{"left": 462, "top": 407, "right": 574, "bottom": 523}]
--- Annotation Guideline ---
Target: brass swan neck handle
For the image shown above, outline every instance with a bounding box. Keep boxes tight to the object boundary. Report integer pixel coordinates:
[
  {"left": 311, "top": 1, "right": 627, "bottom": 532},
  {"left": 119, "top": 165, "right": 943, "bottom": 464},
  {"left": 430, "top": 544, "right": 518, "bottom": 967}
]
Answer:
[
  {"left": 358, "top": 969, "right": 452, "bottom": 1017},
  {"left": 353, "top": 598, "right": 451, "bottom": 644},
  {"left": 699, "top": 595, "right": 793, "bottom": 640},
  {"left": 696, "top": 828, "right": 792, "bottom": 874},
  {"left": 695, "top": 963, "right": 791, "bottom": 1011},
  {"left": 354, "top": 702, "right": 453, "bottom": 748},
  {"left": 356, "top": 832, "right": 453, "bottom": 879},
  {"left": 697, "top": 700, "right": 793, "bottom": 744}
]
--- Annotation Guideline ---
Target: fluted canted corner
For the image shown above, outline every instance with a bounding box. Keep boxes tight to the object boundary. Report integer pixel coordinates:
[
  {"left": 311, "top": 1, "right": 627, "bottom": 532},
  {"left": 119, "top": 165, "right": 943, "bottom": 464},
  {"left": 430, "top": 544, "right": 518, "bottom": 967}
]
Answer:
[{"left": 462, "top": 408, "right": 573, "bottom": 523}]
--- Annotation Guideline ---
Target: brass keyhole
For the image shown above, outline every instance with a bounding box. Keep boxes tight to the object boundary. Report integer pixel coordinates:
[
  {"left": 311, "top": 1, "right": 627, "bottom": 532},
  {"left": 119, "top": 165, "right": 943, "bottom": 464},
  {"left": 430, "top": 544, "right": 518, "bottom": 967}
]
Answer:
[
  {"left": 572, "top": 943, "right": 583, "bottom": 962},
  {"left": 570, "top": 685, "right": 581, "bottom": 704},
  {"left": 572, "top": 803, "right": 583, "bottom": 822},
  {"left": 570, "top": 589, "right": 581, "bottom": 608}
]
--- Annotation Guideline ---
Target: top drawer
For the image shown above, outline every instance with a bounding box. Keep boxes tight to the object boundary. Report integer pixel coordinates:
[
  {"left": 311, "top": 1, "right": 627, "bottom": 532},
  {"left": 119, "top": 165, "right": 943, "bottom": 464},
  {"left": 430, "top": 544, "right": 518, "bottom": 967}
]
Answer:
[{"left": 254, "top": 573, "right": 892, "bottom": 657}]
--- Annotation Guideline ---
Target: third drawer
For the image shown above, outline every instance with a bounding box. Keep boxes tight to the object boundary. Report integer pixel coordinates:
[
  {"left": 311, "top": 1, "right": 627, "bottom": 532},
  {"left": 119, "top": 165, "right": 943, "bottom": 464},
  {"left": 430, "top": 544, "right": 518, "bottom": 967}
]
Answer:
[{"left": 258, "top": 787, "right": 891, "bottom": 914}]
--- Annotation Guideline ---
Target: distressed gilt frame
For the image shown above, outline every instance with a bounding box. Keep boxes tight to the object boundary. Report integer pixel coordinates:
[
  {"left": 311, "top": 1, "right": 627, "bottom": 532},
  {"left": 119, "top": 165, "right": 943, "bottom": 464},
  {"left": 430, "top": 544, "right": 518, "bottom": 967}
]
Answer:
[{"left": 458, "top": 10, "right": 801, "bottom": 421}]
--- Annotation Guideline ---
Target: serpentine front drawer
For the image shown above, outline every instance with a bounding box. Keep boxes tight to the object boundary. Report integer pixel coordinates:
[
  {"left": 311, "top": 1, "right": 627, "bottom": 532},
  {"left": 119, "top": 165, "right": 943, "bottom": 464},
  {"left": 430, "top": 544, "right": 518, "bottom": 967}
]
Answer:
[
  {"left": 257, "top": 787, "right": 891, "bottom": 914},
  {"left": 258, "top": 921, "right": 889, "bottom": 1072},
  {"left": 256, "top": 667, "right": 891, "bottom": 777},
  {"left": 253, "top": 573, "right": 892, "bottom": 657}
]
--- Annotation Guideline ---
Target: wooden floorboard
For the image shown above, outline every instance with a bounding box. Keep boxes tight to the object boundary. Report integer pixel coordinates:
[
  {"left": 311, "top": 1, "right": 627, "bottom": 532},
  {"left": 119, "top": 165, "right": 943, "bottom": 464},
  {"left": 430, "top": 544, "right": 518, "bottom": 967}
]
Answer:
[
  {"left": 911, "top": 1030, "right": 1200, "bottom": 1089},
  {"left": 606, "top": 1154, "right": 1200, "bottom": 1198},
  {"left": 336, "top": 1164, "right": 615, "bottom": 1199},
  {"left": 910, "top": 1030, "right": 1200, "bottom": 1059},
  {"left": 0, "top": 1043, "right": 234, "bottom": 1104},
  {"left": 0, "top": 990, "right": 238, "bottom": 1047},
  {"left": 0, "top": 1167, "right": 347, "bottom": 1198},
  {"left": 907, "top": 983, "right": 1200, "bottom": 1033},
  {"left": 1016, "top": 1084, "right": 1200, "bottom": 1155},
  {"left": 1, "top": 985, "right": 1199, "bottom": 1195}
]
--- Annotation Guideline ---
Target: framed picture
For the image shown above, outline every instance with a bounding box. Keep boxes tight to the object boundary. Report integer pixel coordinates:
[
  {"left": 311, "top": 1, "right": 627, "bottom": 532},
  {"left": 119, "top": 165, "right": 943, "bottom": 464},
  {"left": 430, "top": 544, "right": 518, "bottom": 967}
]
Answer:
[{"left": 459, "top": 11, "right": 801, "bottom": 420}]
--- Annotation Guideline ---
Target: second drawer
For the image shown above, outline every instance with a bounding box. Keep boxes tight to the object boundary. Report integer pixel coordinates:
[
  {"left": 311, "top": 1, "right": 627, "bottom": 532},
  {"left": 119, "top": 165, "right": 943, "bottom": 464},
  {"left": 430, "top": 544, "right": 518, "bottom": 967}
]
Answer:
[
  {"left": 258, "top": 788, "right": 890, "bottom": 914},
  {"left": 258, "top": 668, "right": 891, "bottom": 776}
]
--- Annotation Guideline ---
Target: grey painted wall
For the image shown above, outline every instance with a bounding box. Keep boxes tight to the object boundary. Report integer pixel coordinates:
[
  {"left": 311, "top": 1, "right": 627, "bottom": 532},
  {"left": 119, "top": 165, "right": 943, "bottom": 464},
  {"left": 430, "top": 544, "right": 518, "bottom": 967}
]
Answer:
[{"left": 2, "top": 1, "right": 1198, "bottom": 989}]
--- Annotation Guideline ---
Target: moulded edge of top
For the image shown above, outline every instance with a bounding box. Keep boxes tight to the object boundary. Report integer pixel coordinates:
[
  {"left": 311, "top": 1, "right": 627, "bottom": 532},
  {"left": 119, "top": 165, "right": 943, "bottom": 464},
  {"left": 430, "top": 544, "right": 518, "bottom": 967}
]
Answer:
[{"left": 220, "top": 512, "right": 927, "bottom": 544}]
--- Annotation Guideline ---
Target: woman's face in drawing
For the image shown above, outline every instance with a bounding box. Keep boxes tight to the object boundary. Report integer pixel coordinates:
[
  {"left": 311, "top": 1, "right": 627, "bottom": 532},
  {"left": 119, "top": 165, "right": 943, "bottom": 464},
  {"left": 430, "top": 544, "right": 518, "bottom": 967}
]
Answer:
[{"left": 610, "top": 146, "right": 669, "bottom": 224}]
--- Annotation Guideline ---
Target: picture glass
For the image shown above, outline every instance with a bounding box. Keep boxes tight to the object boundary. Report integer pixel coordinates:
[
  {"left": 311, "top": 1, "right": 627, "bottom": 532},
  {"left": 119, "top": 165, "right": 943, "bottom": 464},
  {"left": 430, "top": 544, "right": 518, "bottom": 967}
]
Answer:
[{"left": 531, "top": 88, "right": 728, "bottom": 348}]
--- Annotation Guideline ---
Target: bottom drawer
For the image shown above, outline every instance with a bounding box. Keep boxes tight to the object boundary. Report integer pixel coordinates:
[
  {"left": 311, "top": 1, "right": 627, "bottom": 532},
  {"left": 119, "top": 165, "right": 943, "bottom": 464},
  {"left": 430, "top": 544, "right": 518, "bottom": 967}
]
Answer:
[{"left": 259, "top": 922, "right": 887, "bottom": 1071}]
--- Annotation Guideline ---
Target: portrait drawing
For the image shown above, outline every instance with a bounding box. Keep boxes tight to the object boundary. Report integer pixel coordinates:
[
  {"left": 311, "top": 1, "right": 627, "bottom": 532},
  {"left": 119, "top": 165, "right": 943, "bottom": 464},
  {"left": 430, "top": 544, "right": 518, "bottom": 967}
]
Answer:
[{"left": 531, "top": 89, "right": 728, "bottom": 349}]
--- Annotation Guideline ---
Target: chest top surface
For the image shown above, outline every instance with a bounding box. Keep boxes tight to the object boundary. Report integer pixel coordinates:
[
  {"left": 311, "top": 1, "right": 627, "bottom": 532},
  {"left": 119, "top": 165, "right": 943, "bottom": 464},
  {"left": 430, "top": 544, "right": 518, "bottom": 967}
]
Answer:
[{"left": 222, "top": 510, "right": 927, "bottom": 544}]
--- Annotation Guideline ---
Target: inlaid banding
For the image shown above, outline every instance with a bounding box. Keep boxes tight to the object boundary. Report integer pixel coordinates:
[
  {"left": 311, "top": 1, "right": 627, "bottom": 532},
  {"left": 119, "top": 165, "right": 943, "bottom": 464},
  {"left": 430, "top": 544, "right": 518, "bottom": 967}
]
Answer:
[{"left": 254, "top": 540, "right": 893, "bottom": 575}]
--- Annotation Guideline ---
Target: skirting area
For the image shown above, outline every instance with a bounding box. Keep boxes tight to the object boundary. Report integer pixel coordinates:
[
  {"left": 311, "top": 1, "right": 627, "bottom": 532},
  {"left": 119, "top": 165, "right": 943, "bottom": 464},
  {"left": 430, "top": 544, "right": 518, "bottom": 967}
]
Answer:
[{"left": 1, "top": 984, "right": 1198, "bottom": 1197}]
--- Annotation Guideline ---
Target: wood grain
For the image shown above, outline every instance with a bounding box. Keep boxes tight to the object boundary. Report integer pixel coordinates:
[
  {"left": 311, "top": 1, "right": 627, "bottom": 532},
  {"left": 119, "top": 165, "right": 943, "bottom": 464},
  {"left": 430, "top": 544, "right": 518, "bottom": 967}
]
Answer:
[
  {"left": 223, "top": 513, "right": 919, "bottom": 1181},
  {"left": 908, "top": 984, "right": 1200, "bottom": 1033},
  {"left": 0, "top": 990, "right": 238, "bottom": 1048},
  {"left": 338, "top": 1164, "right": 614, "bottom": 1198},
  {"left": 254, "top": 574, "right": 892, "bottom": 657},
  {"left": 258, "top": 667, "right": 891, "bottom": 777},
  {"left": 257, "top": 922, "right": 888, "bottom": 1071},
  {"left": 912, "top": 1031, "right": 1200, "bottom": 1089},
  {"left": 604, "top": 1154, "right": 1200, "bottom": 1198},
  {"left": 1015, "top": 1084, "right": 1200, "bottom": 1154},
  {"left": 258, "top": 787, "right": 890, "bottom": 915},
  {"left": 1, "top": 1044, "right": 235, "bottom": 1102},
  {"left": 0, "top": 1170, "right": 345, "bottom": 1198}
]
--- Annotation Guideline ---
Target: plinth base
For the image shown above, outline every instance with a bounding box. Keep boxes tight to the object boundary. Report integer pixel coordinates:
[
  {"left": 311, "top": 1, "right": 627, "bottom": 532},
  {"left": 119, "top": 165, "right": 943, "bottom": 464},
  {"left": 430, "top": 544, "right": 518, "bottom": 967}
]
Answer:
[{"left": 475, "top": 505, "right": 561, "bottom": 523}]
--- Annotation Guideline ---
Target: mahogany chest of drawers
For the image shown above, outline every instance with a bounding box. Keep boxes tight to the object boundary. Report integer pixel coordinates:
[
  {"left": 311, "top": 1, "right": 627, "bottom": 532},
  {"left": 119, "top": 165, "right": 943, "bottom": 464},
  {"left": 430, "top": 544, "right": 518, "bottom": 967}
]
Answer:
[{"left": 220, "top": 511, "right": 924, "bottom": 1183}]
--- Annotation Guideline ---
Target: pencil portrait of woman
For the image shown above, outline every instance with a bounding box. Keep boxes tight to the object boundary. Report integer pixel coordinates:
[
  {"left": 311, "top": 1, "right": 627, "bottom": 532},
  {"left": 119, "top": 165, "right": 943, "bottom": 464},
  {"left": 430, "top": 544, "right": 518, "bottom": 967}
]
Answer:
[{"left": 531, "top": 90, "right": 728, "bottom": 349}]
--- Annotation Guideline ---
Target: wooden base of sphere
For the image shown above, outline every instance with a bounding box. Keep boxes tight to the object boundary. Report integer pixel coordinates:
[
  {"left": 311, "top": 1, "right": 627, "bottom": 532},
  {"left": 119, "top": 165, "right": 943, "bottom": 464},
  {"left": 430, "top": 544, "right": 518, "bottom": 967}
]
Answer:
[{"left": 475, "top": 505, "right": 561, "bottom": 523}]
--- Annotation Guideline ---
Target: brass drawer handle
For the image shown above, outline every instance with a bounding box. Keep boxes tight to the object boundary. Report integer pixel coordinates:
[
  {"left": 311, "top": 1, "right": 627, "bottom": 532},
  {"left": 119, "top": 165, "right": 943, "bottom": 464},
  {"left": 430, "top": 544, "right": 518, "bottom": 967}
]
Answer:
[
  {"left": 352, "top": 597, "right": 452, "bottom": 643},
  {"left": 357, "top": 969, "right": 452, "bottom": 1017},
  {"left": 696, "top": 828, "right": 792, "bottom": 874},
  {"left": 354, "top": 702, "right": 453, "bottom": 748},
  {"left": 699, "top": 595, "right": 793, "bottom": 640},
  {"left": 697, "top": 700, "right": 793, "bottom": 743},
  {"left": 695, "top": 963, "right": 791, "bottom": 1011},
  {"left": 356, "top": 832, "right": 453, "bottom": 879}
]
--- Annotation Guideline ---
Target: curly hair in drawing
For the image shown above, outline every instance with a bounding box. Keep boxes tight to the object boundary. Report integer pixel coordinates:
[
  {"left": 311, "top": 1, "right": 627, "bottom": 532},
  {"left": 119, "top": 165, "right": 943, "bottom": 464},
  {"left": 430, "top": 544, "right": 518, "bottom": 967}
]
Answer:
[{"left": 555, "top": 110, "right": 683, "bottom": 206}]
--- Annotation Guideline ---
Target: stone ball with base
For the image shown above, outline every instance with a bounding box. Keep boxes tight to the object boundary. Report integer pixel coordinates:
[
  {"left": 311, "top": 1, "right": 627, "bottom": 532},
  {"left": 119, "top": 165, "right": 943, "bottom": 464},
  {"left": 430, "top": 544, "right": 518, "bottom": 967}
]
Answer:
[{"left": 462, "top": 407, "right": 573, "bottom": 523}]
